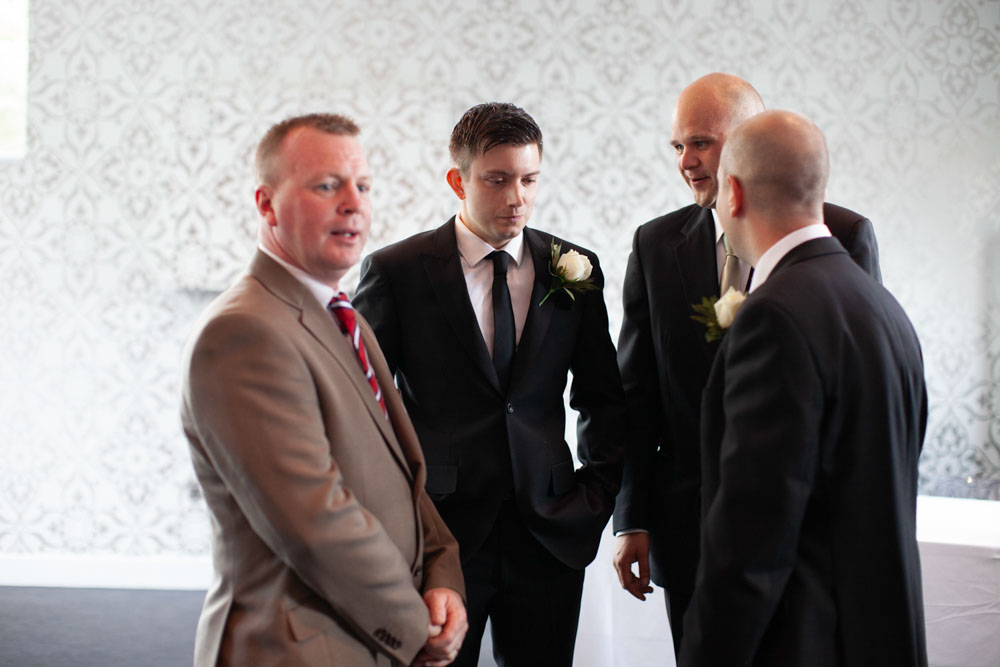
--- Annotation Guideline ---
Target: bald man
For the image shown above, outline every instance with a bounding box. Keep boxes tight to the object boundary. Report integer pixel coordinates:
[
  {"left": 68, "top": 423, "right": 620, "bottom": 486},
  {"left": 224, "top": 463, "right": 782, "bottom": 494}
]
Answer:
[
  {"left": 678, "top": 111, "right": 927, "bottom": 666},
  {"left": 612, "top": 73, "right": 882, "bottom": 650}
]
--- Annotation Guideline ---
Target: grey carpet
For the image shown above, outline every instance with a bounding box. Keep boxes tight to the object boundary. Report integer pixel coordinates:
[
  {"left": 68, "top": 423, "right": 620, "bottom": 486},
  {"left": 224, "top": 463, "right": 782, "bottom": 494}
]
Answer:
[{"left": 0, "top": 586, "right": 205, "bottom": 666}]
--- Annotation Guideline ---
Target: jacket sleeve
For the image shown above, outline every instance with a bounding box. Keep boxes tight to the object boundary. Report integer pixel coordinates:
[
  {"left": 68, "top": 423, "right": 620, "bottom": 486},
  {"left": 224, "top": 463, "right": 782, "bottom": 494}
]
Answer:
[
  {"left": 613, "top": 225, "right": 666, "bottom": 532},
  {"left": 827, "top": 209, "right": 882, "bottom": 284},
  {"left": 679, "top": 298, "right": 821, "bottom": 665},
  {"left": 182, "top": 310, "right": 430, "bottom": 664},
  {"left": 356, "top": 252, "right": 466, "bottom": 599},
  {"left": 416, "top": 490, "right": 466, "bottom": 598},
  {"left": 568, "top": 253, "right": 627, "bottom": 518}
]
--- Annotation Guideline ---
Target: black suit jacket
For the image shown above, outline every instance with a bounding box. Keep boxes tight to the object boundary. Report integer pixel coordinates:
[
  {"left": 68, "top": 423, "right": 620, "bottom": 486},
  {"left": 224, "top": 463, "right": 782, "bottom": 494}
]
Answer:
[
  {"left": 613, "top": 203, "right": 880, "bottom": 642},
  {"left": 679, "top": 237, "right": 927, "bottom": 666},
  {"left": 354, "top": 218, "right": 625, "bottom": 570}
]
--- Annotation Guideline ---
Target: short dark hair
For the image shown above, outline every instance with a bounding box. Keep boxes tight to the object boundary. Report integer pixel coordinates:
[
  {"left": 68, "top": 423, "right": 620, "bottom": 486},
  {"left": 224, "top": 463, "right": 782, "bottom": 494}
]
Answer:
[
  {"left": 449, "top": 102, "right": 543, "bottom": 173},
  {"left": 255, "top": 113, "right": 360, "bottom": 185}
]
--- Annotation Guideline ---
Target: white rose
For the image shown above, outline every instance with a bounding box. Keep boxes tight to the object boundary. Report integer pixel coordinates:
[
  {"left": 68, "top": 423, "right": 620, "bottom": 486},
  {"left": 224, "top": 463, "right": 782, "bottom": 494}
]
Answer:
[
  {"left": 556, "top": 249, "right": 593, "bottom": 282},
  {"left": 714, "top": 287, "right": 746, "bottom": 329}
]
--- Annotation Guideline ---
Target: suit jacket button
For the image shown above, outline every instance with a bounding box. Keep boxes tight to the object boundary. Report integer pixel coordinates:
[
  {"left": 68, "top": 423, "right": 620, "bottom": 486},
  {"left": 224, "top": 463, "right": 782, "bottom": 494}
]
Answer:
[{"left": 506, "top": 403, "right": 514, "bottom": 414}]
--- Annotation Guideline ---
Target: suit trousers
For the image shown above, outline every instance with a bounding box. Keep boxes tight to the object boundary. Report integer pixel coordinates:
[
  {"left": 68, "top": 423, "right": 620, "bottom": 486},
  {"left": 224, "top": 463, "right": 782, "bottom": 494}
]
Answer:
[{"left": 454, "top": 501, "right": 585, "bottom": 667}]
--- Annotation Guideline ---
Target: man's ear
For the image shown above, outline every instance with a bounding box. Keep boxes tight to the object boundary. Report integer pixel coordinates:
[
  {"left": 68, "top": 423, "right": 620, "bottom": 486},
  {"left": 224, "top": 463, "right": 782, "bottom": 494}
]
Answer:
[
  {"left": 727, "top": 174, "right": 744, "bottom": 218},
  {"left": 255, "top": 186, "right": 277, "bottom": 226},
  {"left": 446, "top": 167, "right": 465, "bottom": 199}
]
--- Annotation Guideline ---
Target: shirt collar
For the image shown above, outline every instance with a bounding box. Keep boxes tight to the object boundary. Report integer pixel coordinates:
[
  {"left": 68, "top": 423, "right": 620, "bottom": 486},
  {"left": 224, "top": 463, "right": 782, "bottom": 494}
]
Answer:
[
  {"left": 455, "top": 212, "right": 526, "bottom": 266},
  {"left": 711, "top": 208, "right": 724, "bottom": 246},
  {"left": 749, "top": 223, "right": 831, "bottom": 293},
  {"left": 258, "top": 244, "right": 337, "bottom": 307}
]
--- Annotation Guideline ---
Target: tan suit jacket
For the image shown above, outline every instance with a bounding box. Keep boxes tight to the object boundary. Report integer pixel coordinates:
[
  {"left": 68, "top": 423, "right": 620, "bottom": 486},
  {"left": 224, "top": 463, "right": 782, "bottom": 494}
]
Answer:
[{"left": 180, "top": 251, "right": 464, "bottom": 666}]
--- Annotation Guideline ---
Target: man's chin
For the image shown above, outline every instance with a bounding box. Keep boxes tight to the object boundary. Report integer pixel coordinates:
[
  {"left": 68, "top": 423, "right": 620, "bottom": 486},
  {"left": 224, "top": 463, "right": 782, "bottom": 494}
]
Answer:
[{"left": 692, "top": 194, "right": 718, "bottom": 209}]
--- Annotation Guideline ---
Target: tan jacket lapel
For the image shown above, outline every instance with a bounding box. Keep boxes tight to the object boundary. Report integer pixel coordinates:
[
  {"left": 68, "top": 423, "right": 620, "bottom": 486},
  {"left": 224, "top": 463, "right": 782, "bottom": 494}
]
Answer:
[{"left": 249, "top": 251, "right": 414, "bottom": 482}]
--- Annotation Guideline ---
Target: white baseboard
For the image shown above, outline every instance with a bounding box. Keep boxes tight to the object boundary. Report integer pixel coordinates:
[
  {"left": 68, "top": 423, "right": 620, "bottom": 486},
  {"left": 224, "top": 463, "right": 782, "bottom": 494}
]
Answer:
[
  {"left": 0, "top": 553, "right": 212, "bottom": 590},
  {"left": 0, "top": 495, "right": 994, "bottom": 590},
  {"left": 917, "top": 495, "right": 1000, "bottom": 548}
]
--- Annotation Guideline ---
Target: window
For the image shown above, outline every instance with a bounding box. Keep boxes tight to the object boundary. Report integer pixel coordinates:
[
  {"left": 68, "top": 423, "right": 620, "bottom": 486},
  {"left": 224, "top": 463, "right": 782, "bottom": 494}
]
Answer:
[{"left": 0, "top": 0, "right": 29, "bottom": 159}]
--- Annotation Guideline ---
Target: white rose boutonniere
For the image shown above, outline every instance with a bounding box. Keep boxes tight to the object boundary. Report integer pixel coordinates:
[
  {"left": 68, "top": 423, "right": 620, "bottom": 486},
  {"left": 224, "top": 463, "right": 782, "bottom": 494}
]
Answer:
[
  {"left": 714, "top": 287, "right": 746, "bottom": 328},
  {"left": 539, "top": 241, "right": 597, "bottom": 306},
  {"left": 690, "top": 286, "right": 747, "bottom": 342}
]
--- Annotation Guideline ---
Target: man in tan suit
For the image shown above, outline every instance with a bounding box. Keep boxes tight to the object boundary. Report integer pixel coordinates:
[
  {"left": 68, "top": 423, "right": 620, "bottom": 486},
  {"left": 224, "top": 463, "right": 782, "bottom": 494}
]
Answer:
[{"left": 180, "top": 113, "right": 467, "bottom": 666}]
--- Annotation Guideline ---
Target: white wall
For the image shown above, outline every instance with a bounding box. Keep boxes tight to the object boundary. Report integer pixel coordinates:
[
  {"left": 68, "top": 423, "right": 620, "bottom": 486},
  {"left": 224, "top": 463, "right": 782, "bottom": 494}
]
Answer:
[{"left": 0, "top": 0, "right": 997, "bottom": 579}]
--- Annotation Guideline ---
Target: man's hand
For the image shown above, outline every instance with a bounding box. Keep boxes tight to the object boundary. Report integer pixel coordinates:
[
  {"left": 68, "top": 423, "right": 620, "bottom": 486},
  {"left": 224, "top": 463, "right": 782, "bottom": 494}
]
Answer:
[
  {"left": 613, "top": 532, "right": 654, "bottom": 601},
  {"left": 412, "top": 587, "right": 468, "bottom": 667}
]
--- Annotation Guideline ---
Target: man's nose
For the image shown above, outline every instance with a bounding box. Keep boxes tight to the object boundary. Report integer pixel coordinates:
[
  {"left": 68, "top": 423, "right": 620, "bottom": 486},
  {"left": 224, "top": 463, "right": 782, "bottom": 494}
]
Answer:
[
  {"left": 679, "top": 148, "right": 699, "bottom": 171},
  {"left": 338, "top": 183, "right": 363, "bottom": 213},
  {"left": 508, "top": 182, "right": 526, "bottom": 207}
]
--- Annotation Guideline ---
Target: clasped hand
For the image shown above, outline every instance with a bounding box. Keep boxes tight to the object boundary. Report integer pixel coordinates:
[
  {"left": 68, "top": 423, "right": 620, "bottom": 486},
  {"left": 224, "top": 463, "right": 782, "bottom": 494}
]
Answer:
[{"left": 412, "top": 587, "right": 468, "bottom": 667}]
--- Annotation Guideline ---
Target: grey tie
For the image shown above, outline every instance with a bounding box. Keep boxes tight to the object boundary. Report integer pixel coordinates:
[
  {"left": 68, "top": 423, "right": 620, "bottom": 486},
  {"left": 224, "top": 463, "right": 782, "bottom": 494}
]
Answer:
[
  {"left": 719, "top": 235, "right": 741, "bottom": 294},
  {"left": 489, "top": 251, "right": 515, "bottom": 391}
]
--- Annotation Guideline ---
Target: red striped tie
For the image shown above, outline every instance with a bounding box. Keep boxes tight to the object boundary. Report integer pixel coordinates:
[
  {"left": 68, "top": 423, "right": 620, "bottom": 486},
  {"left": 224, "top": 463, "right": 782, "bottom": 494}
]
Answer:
[{"left": 328, "top": 292, "right": 387, "bottom": 418}]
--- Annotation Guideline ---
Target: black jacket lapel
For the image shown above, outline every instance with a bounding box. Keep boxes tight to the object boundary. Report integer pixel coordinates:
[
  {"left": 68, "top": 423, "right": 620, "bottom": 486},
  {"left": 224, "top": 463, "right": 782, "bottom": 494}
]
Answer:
[
  {"left": 507, "top": 228, "right": 556, "bottom": 393},
  {"left": 674, "top": 207, "right": 720, "bottom": 363},
  {"left": 420, "top": 218, "right": 502, "bottom": 391}
]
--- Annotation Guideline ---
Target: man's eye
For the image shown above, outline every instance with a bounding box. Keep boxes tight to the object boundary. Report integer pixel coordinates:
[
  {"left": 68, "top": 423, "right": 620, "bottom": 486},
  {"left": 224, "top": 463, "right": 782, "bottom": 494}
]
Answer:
[
  {"left": 488, "top": 178, "right": 505, "bottom": 186},
  {"left": 357, "top": 184, "right": 370, "bottom": 194},
  {"left": 522, "top": 178, "right": 536, "bottom": 185},
  {"left": 695, "top": 141, "right": 709, "bottom": 149},
  {"left": 672, "top": 144, "right": 683, "bottom": 154},
  {"left": 316, "top": 182, "right": 335, "bottom": 192}
]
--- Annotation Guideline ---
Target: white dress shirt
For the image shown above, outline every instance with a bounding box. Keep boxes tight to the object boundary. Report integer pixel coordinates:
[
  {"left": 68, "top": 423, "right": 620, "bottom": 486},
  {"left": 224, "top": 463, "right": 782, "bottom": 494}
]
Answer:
[
  {"left": 454, "top": 213, "right": 535, "bottom": 358},
  {"left": 258, "top": 244, "right": 335, "bottom": 308},
  {"left": 748, "top": 223, "right": 831, "bottom": 293}
]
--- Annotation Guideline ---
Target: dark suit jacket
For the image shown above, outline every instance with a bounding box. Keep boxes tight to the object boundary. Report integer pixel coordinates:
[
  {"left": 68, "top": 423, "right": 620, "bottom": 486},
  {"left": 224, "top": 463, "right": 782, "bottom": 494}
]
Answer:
[
  {"left": 678, "top": 237, "right": 927, "bottom": 666},
  {"left": 354, "top": 218, "right": 625, "bottom": 570},
  {"left": 613, "top": 203, "right": 880, "bottom": 639},
  {"left": 180, "top": 251, "right": 464, "bottom": 666}
]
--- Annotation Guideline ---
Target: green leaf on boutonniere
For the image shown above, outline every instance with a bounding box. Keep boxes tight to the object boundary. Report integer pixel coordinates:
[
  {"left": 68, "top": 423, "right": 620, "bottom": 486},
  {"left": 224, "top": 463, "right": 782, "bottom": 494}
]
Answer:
[
  {"left": 539, "top": 241, "right": 598, "bottom": 306},
  {"left": 691, "top": 296, "right": 725, "bottom": 342},
  {"left": 690, "top": 287, "right": 747, "bottom": 342}
]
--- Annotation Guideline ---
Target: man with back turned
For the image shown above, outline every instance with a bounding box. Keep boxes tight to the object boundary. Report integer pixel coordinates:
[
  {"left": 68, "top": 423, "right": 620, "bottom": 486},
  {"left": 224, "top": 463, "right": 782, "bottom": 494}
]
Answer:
[
  {"left": 612, "top": 73, "right": 882, "bottom": 651},
  {"left": 678, "top": 109, "right": 927, "bottom": 666}
]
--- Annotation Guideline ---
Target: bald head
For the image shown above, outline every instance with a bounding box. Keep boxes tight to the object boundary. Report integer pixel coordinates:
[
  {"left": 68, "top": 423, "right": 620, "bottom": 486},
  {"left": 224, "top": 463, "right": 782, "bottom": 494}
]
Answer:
[
  {"left": 670, "top": 73, "right": 766, "bottom": 208},
  {"left": 720, "top": 110, "right": 829, "bottom": 221},
  {"left": 676, "top": 73, "right": 765, "bottom": 128}
]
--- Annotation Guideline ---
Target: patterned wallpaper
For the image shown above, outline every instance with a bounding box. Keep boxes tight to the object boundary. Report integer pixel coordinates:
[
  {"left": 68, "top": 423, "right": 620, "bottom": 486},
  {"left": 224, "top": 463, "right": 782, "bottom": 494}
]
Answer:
[{"left": 0, "top": 0, "right": 997, "bottom": 562}]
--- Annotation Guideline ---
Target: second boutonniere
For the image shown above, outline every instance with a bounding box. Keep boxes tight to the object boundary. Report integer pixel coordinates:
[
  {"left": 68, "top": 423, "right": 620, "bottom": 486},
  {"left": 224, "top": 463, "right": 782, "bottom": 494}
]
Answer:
[
  {"left": 690, "top": 287, "right": 747, "bottom": 342},
  {"left": 538, "top": 241, "right": 597, "bottom": 306}
]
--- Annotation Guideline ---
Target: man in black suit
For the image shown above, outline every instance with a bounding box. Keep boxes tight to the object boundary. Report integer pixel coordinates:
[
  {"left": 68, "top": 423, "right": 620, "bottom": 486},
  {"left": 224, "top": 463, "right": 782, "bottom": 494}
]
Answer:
[
  {"left": 612, "top": 73, "right": 882, "bottom": 651},
  {"left": 678, "top": 109, "right": 927, "bottom": 666},
  {"left": 355, "top": 102, "right": 625, "bottom": 667}
]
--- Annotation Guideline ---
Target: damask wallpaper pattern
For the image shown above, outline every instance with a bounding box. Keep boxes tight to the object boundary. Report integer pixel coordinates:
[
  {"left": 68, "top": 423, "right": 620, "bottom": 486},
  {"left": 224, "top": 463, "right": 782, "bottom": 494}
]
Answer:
[{"left": 0, "top": 0, "right": 997, "bottom": 560}]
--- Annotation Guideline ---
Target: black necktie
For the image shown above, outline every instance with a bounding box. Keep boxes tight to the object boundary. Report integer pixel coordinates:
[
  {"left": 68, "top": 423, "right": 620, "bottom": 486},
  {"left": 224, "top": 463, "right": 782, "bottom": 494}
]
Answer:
[{"left": 490, "top": 251, "right": 515, "bottom": 391}]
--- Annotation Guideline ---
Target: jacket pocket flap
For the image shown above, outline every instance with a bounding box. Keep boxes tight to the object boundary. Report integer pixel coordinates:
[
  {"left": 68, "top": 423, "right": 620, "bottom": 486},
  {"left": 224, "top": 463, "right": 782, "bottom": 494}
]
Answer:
[
  {"left": 286, "top": 600, "right": 340, "bottom": 642},
  {"left": 425, "top": 464, "right": 457, "bottom": 495}
]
